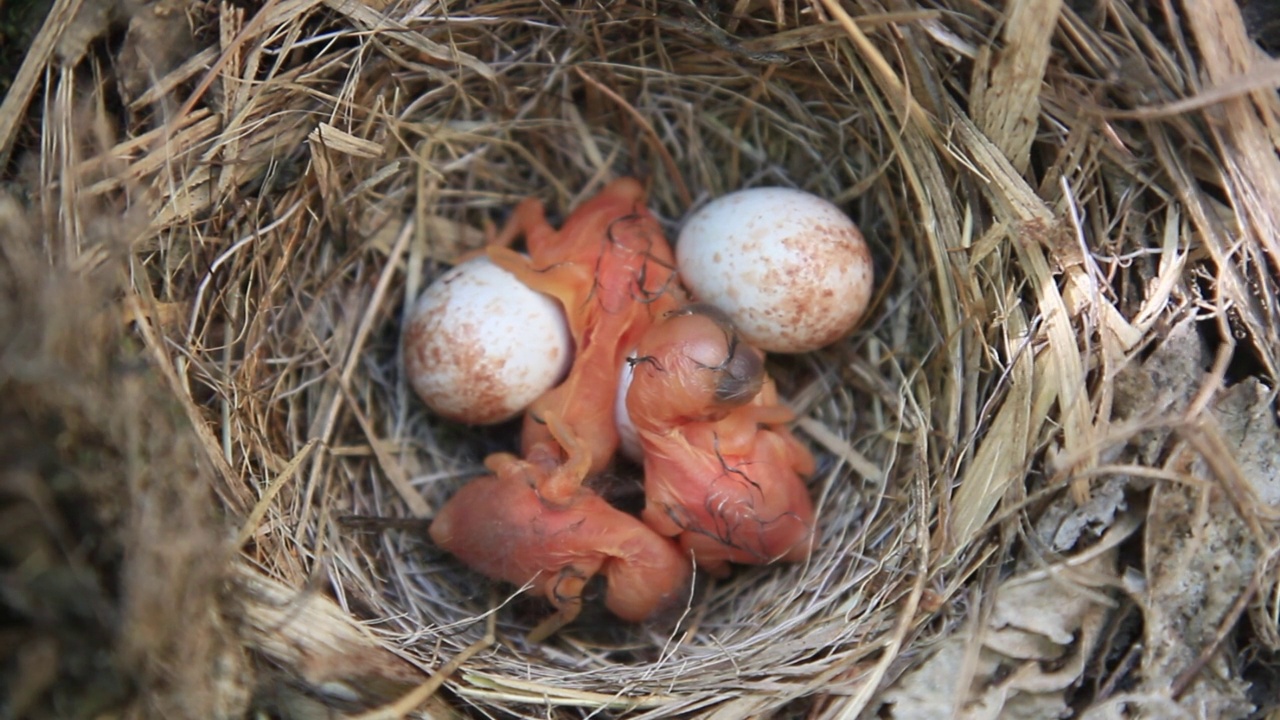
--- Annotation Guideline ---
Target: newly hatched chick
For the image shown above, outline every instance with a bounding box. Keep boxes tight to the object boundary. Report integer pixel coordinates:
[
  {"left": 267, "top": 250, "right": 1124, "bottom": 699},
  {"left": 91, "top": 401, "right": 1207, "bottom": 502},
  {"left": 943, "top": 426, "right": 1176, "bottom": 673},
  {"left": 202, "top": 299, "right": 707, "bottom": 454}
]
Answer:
[
  {"left": 429, "top": 451, "right": 692, "bottom": 641},
  {"left": 626, "top": 305, "right": 818, "bottom": 577},
  {"left": 486, "top": 178, "right": 684, "bottom": 506}
]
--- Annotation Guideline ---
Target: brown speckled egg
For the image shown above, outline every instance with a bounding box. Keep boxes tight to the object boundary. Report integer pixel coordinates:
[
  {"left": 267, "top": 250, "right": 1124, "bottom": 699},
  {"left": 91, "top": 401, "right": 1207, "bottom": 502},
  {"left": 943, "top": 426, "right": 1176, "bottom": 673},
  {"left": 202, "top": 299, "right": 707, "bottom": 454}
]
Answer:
[
  {"left": 403, "top": 256, "right": 572, "bottom": 425},
  {"left": 676, "top": 188, "right": 873, "bottom": 353}
]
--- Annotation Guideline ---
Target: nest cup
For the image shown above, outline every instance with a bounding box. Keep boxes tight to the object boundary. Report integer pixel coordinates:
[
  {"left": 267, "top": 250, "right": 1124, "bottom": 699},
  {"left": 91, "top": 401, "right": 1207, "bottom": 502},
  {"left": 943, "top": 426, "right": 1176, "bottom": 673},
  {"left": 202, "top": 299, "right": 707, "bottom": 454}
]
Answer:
[
  {"left": 362, "top": 14, "right": 897, "bottom": 703},
  {"left": 215, "top": 5, "right": 918, "bottom": 714},
  {"left": 12, "top": 0, "right": 1280, "bottom": 716}
]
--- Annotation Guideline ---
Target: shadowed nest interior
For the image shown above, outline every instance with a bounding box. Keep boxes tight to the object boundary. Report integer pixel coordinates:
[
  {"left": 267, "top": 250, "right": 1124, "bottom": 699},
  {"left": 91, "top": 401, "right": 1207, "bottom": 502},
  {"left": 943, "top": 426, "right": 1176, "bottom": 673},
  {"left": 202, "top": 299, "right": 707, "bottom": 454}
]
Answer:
[{"left": 3, "top": 0, "right": 1280, "bottom": 718}]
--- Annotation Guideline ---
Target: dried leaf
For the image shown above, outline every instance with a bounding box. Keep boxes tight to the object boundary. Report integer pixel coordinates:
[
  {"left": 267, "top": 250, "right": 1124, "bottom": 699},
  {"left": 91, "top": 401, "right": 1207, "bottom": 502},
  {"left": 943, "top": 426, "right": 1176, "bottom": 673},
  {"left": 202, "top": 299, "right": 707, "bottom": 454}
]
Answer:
[
  {"left": 1140, "top": 469, "right": 1256, "bottom": 717},
  {"left": 1209, "top": 379, "right": 1280, "bottom": 507},
  {"left": 1107, "top": 314, "right": 1267, "bottom": 717},
  {"left": 1036, "top": 476, "right": 1129, "bottom": 553},
  {"left": 884, "top": 543, "right": 1123, "bottom": 719}
]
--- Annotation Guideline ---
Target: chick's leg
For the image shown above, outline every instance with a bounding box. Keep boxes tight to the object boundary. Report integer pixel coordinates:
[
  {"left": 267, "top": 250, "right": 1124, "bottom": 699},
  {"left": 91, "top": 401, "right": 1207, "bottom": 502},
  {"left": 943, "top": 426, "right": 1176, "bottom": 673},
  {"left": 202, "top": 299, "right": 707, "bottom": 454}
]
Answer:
[
  {"left": 488, "top": 197, "right": 550, "bottom": 248},
  {"left": 527, "top": 567, "right": 589, "bottom": 642},
  {"left": 483, "top": 450, "right": 537, "bottom": 483},
  {"left": 487, "top": 245, "right": 593, "bottom": 333},
  {"left": 530, "top": 409, "right": 593, "bottom": 506}
]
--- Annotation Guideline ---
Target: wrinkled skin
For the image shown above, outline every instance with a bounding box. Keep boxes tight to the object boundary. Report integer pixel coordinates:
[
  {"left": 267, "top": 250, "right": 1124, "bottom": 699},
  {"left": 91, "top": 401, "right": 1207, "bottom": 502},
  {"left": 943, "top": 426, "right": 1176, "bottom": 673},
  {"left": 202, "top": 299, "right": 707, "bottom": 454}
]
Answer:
[
  {"left": 626, "top": 306, "right": 818, "bottom": 577},
  {"left": 429, "top": 453, "right": 692, "bottom": 641},
  {"left": 487, "top": 178, "right": 684, "bottom": 505}
]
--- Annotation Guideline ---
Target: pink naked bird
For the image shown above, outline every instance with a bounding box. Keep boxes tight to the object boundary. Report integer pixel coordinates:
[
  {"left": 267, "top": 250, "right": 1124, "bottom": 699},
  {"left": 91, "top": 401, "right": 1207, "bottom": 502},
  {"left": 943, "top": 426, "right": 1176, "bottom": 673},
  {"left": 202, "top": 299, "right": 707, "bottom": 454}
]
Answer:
[
  {"left": 429, "top": 451, "right": 691, "bottom": 641},
  {"left": 485, "top": 178, "right": 684, "bottom": 506},
  {"left": 625, "top": 304, "right": 818, "bottom": 577}
]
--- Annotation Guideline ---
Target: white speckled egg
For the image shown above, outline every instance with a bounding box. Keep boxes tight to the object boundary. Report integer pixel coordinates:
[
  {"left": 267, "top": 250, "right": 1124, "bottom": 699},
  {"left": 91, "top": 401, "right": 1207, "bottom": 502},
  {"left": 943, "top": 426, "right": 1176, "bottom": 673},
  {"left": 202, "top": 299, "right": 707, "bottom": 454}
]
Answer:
[
  {"left": 676, "top": 187, "right": 873, "bottom": 353},
  {"left": 403, "top": 256, "right": 572, "bottom": 425}
]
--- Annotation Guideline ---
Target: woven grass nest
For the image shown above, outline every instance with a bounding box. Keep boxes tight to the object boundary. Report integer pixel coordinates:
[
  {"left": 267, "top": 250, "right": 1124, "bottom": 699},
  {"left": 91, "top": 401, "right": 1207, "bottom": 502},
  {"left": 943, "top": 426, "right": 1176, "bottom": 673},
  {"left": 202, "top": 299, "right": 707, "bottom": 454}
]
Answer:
[{"left": 4, "top": 0, "right": 1280, "bottom": 717}]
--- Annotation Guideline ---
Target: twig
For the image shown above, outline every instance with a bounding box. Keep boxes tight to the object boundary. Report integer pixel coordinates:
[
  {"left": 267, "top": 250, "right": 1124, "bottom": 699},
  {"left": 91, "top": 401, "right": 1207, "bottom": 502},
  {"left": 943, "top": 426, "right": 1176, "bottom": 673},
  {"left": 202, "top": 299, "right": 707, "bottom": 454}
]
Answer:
[
  {"left": 0, "top": 0, "right": 86, "bottom": 168},
  {"left": 351, "top": 613, "right": 497, "bottom": 720}
]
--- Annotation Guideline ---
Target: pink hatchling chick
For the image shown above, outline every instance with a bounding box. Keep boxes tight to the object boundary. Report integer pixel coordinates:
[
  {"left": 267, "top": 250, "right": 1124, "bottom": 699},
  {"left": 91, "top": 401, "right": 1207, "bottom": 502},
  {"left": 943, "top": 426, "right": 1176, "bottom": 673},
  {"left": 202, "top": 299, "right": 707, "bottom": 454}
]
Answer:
[
  {"left": 429, "top": 451, "right": 692, "bottom": 640},
  {"left": 485, "top": 178, "right": 684, "bottom": 506},
  {"left": 625, "top": 305, "right": 818, "bottom": 577}
]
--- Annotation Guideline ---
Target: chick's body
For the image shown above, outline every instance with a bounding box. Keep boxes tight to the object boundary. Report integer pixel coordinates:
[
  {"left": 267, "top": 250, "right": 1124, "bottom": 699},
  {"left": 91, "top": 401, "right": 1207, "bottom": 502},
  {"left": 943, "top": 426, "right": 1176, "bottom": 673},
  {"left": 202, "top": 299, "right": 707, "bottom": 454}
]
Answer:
[
  {"left": 626, "top": 307, "right": 818, "bottom": 577},
  {"left": 487, "top": 178, "right": 684, "bottom": 505},
  {"left": 429, "top": 457, "right": 691, "bottom": 631}
]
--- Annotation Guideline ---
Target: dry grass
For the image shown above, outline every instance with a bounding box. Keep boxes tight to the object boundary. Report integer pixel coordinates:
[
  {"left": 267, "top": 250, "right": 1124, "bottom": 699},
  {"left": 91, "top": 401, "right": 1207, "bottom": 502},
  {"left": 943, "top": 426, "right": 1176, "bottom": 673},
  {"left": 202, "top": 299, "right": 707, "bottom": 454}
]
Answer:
[{"left": 3, "top": 0, "right": 1280, "bottom": 717}]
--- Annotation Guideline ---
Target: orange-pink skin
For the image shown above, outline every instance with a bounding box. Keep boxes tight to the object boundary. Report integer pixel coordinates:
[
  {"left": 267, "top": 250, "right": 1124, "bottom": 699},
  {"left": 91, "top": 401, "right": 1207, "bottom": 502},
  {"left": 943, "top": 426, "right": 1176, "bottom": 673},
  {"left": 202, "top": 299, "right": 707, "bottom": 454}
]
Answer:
[
  {"left": 626, "top": 307, "right": 818, "bottom": 577},
  {"left": 486, "top": 178, "right": 684, "bottom": 505},
  {"left": 429, "top": 453, "right": 691, "bottom": 639}
]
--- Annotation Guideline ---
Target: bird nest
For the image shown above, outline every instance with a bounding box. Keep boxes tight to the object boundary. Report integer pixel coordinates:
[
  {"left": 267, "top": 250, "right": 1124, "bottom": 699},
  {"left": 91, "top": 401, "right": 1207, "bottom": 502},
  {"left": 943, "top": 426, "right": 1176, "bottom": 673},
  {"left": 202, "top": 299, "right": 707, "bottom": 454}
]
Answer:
[{"left": 3, "top": 0, "right": 1280, "bottom": 718}]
